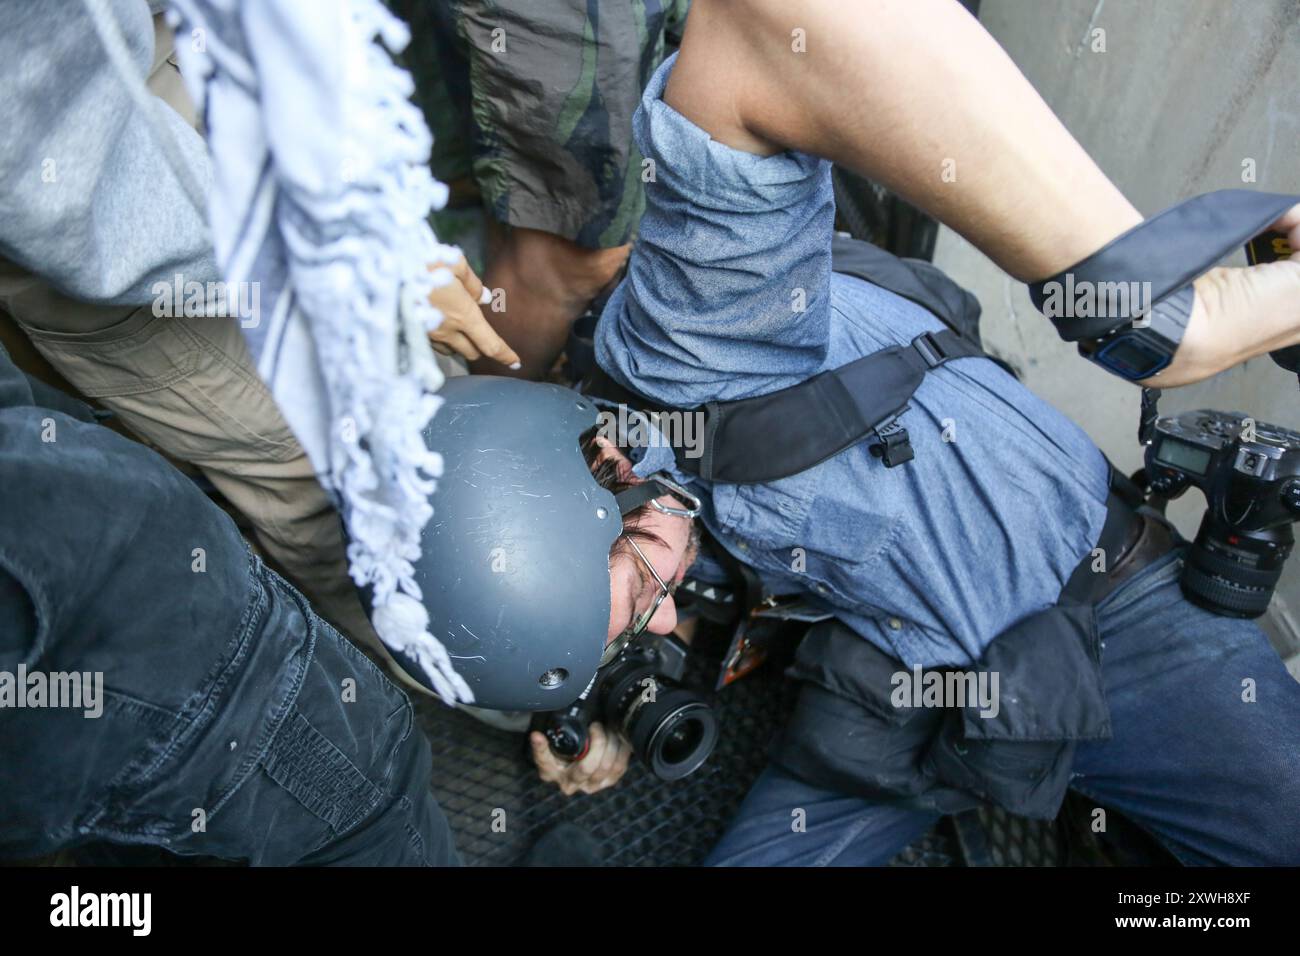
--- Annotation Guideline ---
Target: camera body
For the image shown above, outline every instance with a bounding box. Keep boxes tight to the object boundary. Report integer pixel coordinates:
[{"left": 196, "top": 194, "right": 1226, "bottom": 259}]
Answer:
[
  {"left": 1145, "top": 409, "right": 1300, "bottom": 617},
  {"left": 535, "top": 634, "right": 719, "bottom": 781}
]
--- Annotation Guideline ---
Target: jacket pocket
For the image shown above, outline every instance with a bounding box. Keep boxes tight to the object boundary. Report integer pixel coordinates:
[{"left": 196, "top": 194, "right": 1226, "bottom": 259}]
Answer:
[
  {"left": 773, "top": 619, "right": 953, "bottom": 803},
  {"left": 923, "top": 728, "right": 1075, "bottom": 820},
  {"left": 777, "top": 606, "right": 1112, "bottom": 820},
  {"left": 921, "top": 602, "right": 1111, "bottom": 820},
  {"left": 959, "top": 602, "right": 1111, "bottom": 742}
]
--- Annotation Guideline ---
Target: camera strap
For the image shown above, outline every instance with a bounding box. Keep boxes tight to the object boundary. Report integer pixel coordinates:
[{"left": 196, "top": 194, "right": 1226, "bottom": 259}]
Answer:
[{"left": 1029, "top": 189, "right": 1299, "bottom": 341}]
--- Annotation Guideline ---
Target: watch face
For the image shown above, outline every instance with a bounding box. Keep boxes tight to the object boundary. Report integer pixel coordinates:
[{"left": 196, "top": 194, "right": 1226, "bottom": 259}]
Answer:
[{"left": 1094, "top": 333, "right": 1172, "bottom": 380}]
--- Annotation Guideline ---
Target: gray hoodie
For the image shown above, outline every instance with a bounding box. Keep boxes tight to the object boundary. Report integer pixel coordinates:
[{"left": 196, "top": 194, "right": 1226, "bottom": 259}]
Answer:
[{"left": 0, "top": 0, "right": 216, "bottom": 309}]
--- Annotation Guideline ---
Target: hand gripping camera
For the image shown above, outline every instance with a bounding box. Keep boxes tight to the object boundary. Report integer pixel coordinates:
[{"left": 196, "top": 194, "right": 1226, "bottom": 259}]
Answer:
[
  {"left": 1144, "top": 409, "right": 1300, "bottom": 617},
  {"left": 534, "top": 634, "right": 719, "bottom": 781}
]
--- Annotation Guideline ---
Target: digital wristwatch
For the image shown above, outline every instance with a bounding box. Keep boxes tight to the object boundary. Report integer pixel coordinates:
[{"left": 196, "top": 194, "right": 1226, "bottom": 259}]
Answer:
[{"left": 1074, "top": 284, "right": 1195, "bottom": 381}]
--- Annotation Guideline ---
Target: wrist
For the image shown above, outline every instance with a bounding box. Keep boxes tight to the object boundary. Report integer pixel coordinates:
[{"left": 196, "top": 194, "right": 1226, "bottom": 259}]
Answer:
[
  {"left": 1138, "top": 280, "right": 1218, "bottom": 387},
  {"left": 1073, "top": 284, "right": 1195, "bottom": 383}
]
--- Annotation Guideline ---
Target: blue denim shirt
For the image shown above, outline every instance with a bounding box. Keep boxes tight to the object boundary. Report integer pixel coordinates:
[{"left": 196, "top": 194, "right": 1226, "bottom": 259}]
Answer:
[{"left": 596, "top": 55, "right": 1112, "bottom": 668}]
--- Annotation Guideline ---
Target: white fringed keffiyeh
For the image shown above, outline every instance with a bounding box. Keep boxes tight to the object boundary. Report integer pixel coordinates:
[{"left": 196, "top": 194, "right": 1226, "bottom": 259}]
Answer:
[{"left": 159, "top": 0, "right": 474, "bottom": 703}]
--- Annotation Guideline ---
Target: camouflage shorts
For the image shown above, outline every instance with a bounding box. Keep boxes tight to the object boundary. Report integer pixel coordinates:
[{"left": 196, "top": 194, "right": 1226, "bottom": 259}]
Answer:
[{"left": 395, "top": 0, "right": 690, "bottom": 249}]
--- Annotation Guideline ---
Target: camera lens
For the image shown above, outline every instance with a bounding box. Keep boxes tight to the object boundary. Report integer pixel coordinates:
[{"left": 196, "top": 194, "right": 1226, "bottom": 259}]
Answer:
[
  {"left": 639, "top": 697, "right": 717, "bottom": 780},
  {"left": 607, "top": 673, "right": 718, "bottom": 781},
  {"left": 1181, "top": 516, "right": 1288, "bottom": 619},
  {"left": 662, "top": 716, "right": 704, "bottom": 765},
  {"left": 1182, "top": 542, "right": 1279, "bottom": 618}
]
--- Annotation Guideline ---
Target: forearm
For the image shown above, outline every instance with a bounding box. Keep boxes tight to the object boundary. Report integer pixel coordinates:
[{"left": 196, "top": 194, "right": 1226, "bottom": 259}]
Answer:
[
  {"left": 670, "top": 0, "right": 1141, "bottom": 280},
  {"left": 671, "top": 0, "right": 1300, "bottom": 389}
]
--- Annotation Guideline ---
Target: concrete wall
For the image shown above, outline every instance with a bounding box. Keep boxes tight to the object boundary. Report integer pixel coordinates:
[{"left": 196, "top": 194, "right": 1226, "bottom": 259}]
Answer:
[{"left": 933, "top": 0, "right": 1300, "bottom": 661}]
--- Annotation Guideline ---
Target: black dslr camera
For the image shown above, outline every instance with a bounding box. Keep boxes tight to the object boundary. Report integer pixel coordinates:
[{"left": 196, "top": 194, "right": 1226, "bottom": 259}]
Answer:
[
  {"left": 1144, "top": 409, "right": 1300, "bottom": 617},
  {"left": 535, "top": 634, "right": 719, "bottom": 781}
]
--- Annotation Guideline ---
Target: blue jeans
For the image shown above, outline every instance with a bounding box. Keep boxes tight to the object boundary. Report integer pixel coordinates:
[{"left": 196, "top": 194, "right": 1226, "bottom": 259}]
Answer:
[
  {"left": 0, "top": 345, "right": 459, "bottom": 866},
  {"left": 706, "top": 551, "right": 1300, "bottom": 866}
]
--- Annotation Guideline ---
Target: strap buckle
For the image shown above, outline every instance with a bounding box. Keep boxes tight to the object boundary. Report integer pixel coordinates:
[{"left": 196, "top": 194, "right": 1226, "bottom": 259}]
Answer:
[
  {"left": 870, "top": 418, "right": 914, "bottom": 468},
  {"left": 912, "top": 331, "right": 948, "bottom": 368}
]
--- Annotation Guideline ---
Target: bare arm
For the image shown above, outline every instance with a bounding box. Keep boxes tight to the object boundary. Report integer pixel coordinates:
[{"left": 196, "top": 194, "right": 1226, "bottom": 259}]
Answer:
[{"left": 665, "top": 0, "right": 1300, "bottom": 387}]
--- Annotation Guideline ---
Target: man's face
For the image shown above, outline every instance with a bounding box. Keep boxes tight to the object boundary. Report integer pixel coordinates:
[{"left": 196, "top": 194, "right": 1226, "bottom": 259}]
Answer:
[{"left": 592, "top": 439, "right": 699, "bottom": 647}]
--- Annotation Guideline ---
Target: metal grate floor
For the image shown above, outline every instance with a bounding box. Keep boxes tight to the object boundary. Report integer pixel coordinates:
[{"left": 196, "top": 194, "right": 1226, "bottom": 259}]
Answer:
[
  {"left": 418, "top": 661, "right": 801, "bottom": 866},
  {"left": 416, "top": 661, "right": 1009, "bottom": 867}
]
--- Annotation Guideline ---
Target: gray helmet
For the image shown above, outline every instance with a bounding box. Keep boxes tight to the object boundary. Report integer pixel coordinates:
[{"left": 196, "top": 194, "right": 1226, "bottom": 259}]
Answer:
[{"left": 397, "top": 375, "right": 620, "bottom": 710}]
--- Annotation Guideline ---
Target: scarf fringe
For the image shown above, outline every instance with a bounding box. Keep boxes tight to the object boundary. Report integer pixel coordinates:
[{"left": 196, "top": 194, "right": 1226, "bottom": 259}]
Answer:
[{"left": 168, "top": 0, "right": 475, "bottom": 703}]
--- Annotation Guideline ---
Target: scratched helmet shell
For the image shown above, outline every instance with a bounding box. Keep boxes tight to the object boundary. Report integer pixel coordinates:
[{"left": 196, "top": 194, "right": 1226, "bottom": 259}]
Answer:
[{"left": 397, "top": 375, "right": 620, "bottom": 710}]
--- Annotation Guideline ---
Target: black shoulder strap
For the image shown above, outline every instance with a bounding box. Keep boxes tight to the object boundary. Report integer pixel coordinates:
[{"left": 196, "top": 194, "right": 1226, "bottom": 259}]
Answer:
[
  {"left": 690, "top": 329, "right": 982, "bottom": 482},
  {"left": 831, "top": 235, "right": 984, "bottom": 344},
  {"left": 581, "top": 236, "right": 989, "bottom": 484},
  {"left": 584, "top": 328, "right": 984, "bottom": 484}
]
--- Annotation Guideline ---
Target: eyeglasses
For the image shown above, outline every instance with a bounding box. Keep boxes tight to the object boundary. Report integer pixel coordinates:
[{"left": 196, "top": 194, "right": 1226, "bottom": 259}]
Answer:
[
  {"left": 613, "top": 473, "right": 702, "bottom": 521},
  {"left": 601, "top": 474, "right": 701, "bottom": 667}
]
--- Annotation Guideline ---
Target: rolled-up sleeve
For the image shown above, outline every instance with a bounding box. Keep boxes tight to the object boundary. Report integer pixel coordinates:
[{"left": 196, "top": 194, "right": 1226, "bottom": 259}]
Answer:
[{"left": 595, "top": 53, "right": 837, "bottom": 406}]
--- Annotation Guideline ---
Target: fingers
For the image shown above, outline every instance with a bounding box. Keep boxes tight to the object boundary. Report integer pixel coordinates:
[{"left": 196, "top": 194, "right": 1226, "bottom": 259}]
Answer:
[
  {"left": 562, "top": 722, "right": 607, "bottom": 795},
  {"left": 530, "top": 731, "right": 565, "bottom": 780},
  {"left": 529, "top": 729, "right": 591, "bottom": 796},
  {"left": 1272, "top": 202, "right": 1300, "bottom": 231},
  {"left": 529, "top": 725, "right": 632, "bottom": 796},
  {"left": 433, "top": 329, "right": 482, "bottom": 362},
  {"left": 1160, "top": 262, "right": 1300, "bottom": 387},
  {"left": 424, "top": 276, "right": 482, "bottom": 334},
  {"left": 451, "top": 255, "right": 522, "bottom": 368},
  {"left": 462, "top": 317, "right": 522, "bottom": 370},
  {"left": 1269, "top": 202, "right": 1300, "bottom": 261},
  {"left": 424, "top": 255, "right": 522, "bottom": 369},
  {"left": 449, "top": 254, "right": 486, "bottom": 303},
  {"left": 573, "top": 723, "right": 631, "bottom": 795},
  {"left": 590, "top": 729, "right": 632, "bottom": 794},
  {"left": 582, "top": 724, "right": 615, "bottom": 789}
]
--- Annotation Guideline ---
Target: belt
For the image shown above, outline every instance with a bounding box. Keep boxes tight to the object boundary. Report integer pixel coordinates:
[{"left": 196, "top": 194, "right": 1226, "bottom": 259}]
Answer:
[
  {"left": 1063, "top": 480, "right": 1177, "bottom": 606},
  {"left": 1103, "top": 509, "right": 1176, "bottom": 597}
]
